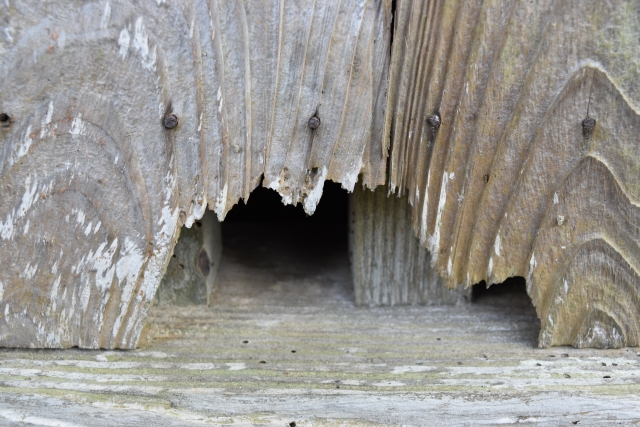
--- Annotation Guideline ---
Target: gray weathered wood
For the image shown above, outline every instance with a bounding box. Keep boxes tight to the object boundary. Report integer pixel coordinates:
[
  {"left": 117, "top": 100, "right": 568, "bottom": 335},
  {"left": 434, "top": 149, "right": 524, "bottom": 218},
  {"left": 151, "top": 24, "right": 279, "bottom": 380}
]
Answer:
[
  {"left": 350, "top": 184, "right": 470, "bottom": 305},
  {"left": 385, "top": 0, "right": 640, "bottom": 348},
  {"left": 1, "top": 244, "right": 639, "bottom": 425},
  {"left": 154, "top": 210, "right": 221, "bottom": 306},
  {"left": 0, "top": 0, "right": 390, "bottom": 348}
]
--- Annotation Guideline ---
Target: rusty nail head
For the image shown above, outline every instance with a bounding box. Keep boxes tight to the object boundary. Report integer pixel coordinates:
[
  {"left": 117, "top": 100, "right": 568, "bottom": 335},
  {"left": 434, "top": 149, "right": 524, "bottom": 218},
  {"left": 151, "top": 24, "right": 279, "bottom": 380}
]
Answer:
[
  {"left": 164, "top": 114, "right": 179, "bottom": 129},
  {"left": 582, "top": 117, "right": 595, "bottom": 132},
  {"left": 308, "top": 115, "right": 321, "bottom": 130},
  {"left": 427, "top": 113, "right": 441, "bottom": 128}
]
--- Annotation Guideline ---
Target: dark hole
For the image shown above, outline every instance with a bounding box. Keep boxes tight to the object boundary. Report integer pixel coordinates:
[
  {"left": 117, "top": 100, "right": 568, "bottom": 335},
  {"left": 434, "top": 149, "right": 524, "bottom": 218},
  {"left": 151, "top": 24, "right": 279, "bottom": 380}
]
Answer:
[
  {"left": 259, "top": 360, "right": 266, "bottom": 364},
  {"left": 471, "top": 276, "right": 540, "bottom": 346},
  {"left": 178, "top": 263, "right": 184, "bottom": 270},
  {"left": 0, "top": 113, "right": 9, "bottom": 122},
  {"left": 194, "top": 221, "right": 202, "bottom": 228},
  {"left": 291, "top": 350, "right": 296, "bottom": 353},
  {"left": 603, "top": 375, "right": 611, "bottom": 378},
  {"left": 220, "top": 180, "right": 350, "bottom": 299},
  {"left": 172, "top": 254, "right": 176, "bottom": 258},
  {"left": 290, "top": 423, "right": 297, "bottom": 427},
  {"left": 242, "top": 340, "right": 248, "bottom": 344}
]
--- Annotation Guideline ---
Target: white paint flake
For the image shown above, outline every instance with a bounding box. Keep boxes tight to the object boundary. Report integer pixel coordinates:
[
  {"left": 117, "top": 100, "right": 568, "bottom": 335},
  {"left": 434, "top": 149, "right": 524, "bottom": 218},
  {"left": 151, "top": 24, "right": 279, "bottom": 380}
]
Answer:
[
  {"left": 0, "top": 281, "right": 4, "bottom": 301},
  {"left": 118, "top": 28, "right": 130, "bottom": 59},
  {"left": 553, "top": 192, "right": 559, "bottom": 204},
  {"left": 20, "top": 262, "right": 38, "bottom": 280},
  {"left": 132, "top": 18, "right": 157, "bottom": 71},
  {"left": 494, "top": 234, "right": 501, "bottom": 256},
  {"left": 391, "top": 365, "right": 435, "bottom": 374},
  {"left": 69, "top": 114, "right": 84, "bottom": 136},
  {"left": 214, "top": 182, "right": 228, "bottom": 221},
  {"left": 40, "top": 101, "right": 54, "bottom": 138},
  {"left": 101, "top": 2, "right": 111, "bottom": 30},
  {"left": 427, "top": 171, "right": 450, "bottom": 262},
  {"left": 50, "top": 275, "right": 61, "bottom": 300},
  {"left": 226, "top": 363, "right": 246, "bottom": 371},
  {"left": 303, "top": 166, "right": 328, "bottom": 215}
]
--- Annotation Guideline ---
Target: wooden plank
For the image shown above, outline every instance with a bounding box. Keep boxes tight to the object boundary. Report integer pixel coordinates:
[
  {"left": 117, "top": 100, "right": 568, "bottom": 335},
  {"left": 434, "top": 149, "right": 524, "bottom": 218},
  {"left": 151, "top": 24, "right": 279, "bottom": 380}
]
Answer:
[
  {"left": 386, "top": 0, "right": 640, "bottom": 347},
  {"left": 350, "top": 184, "right": 470, "bottom": 305},
  {"left": 0, "top": 0, "right": 391, "bottom": 348},
  {"left": 0, "top": 244, "right": 639, "bottom": 424}
]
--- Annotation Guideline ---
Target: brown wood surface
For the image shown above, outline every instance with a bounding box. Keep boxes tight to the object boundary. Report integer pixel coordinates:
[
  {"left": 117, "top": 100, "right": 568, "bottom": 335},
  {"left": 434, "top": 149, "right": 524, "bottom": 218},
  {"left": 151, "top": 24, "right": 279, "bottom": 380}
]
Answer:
[
  {"left": 1, "top": 0, "right": 639, "bottom": 349},
  {"left": 0, "top": 0, "right": 390, "bottom": 348},
  {"left": 385, "top": 0, "right": 640, "bottom": 347},
  {"left": 350, "top": 184, "right": 470, "bottom": 306}
]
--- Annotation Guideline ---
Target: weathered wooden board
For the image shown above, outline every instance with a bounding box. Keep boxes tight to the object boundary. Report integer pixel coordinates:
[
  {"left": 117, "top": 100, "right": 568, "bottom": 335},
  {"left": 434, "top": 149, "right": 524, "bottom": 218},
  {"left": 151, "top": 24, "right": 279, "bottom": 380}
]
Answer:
[
  {"left": 350, "top": 184, "right": 470, "bottom": 305},
  {"left": 1, "top": 243, "right": 639, "bottom": 425},
  {"left": 154, "top": 210, "right": 221, "bottom": 306},
  {"left": 0, "top": 0, "right": 390, "bottom": 348},
  {"left": 385, "top": 0, "right": 640, "bottom": 347}
]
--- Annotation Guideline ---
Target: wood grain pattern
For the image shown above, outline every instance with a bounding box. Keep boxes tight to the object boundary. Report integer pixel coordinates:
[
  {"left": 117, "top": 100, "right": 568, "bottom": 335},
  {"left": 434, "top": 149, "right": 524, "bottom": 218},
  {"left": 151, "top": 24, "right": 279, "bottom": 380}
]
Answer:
[
  {"left": 350, "top": 185, "right": 470, "bottom": 306},
  {"left": 386, "top": 0, "right": 640, "bottom": 347},
  {"left": 0, "top": 0, "right": 390, "bottom": 348}
]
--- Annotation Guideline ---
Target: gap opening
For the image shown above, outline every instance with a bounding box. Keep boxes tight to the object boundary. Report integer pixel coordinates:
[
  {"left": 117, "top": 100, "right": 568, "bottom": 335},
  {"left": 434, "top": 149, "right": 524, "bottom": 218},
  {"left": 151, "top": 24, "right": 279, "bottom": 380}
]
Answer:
[{"left": 215, "top": 181, "right": 352, "bottom": 303}]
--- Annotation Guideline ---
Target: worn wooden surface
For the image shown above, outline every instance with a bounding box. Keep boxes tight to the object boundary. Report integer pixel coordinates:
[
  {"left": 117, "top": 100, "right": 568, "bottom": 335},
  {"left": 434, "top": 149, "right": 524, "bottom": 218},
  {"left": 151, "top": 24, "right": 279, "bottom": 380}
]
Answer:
[
  {"left": 154, "top": 210, "right": 221, "bottom": 306},
  {"left": 0, "top": 0, "right": 390, "bottom": 348},
  {"left": 385, "top": 0, "right": 640, "bottom": 347},
  {"left": 0, "top": 230, "right": 639, "bottom": 425},
  {"left": 350, "top": 184, "right": 470, "bottom": 305}
]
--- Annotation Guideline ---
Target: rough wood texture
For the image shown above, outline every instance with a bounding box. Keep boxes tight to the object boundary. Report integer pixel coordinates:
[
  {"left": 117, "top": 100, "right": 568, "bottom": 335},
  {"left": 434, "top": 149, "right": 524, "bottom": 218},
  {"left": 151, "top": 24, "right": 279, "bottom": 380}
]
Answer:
[
  {"left": 385, "top": 0, "right": 640, "bottom": 347},
  {"left": 1, "top": 241, "right": 639, "bottom": 425},
  {"left": 0, "top": 0, "right": 390, "bottom": 348},
  {"left": 350, "top": 184, "right": 470, "bottom": 306},
  {"left": 154, "top": 210, "right": 221, "bottom": 306}
]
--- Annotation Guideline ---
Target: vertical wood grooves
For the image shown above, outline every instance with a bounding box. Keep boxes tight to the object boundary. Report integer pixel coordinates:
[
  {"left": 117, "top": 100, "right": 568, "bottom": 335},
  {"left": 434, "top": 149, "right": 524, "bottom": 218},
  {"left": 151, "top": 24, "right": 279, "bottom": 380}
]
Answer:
[
  {"left": 388, "top": 0, "right": 640, "bottom": 347},
  {"left": 350, "top": 185, "right": 470, "bottom": 306},
  {"left": 0, "top": 0, "right": 390, "bottom": 348}
]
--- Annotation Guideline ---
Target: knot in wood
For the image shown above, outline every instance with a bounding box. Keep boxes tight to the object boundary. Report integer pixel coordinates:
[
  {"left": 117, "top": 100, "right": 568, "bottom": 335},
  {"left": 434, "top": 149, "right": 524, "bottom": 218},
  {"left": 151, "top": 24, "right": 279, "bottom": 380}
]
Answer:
[
  {"left": 308, "top": 115, "right": 321, "bottom": 130},
  {"left": 163, "top": 113, "right": 179, "bottom": 129},
  {"left": 582, "top": 117, "right": 596, "bottom": 132},
  {"left": 427, "top": 113, "right": 441, "bottom": 128}
]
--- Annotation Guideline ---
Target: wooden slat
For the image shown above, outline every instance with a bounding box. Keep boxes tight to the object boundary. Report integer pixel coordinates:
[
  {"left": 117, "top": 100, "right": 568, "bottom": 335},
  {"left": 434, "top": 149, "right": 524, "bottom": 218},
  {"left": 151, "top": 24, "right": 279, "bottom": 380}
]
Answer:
[
  {"left": 350, "top": 185, "right": 470, "bottom": 305},
  {"left": 0, "top": 0, "right": 390, "bottom": 348},
  {"left": 386, "top": 0, "right": 640, "bottom": 347}
]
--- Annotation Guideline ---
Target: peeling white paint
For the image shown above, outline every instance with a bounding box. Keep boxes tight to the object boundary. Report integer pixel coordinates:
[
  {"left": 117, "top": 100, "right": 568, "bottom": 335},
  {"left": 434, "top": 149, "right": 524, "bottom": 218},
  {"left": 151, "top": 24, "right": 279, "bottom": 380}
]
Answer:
[
  {"left": 302, "top": 166, "right": 328, "bottom": 215},
  {"left": 118, "top": 28, "right": 130, "bottom": 59},
  {"left": 132, "top": 18, "right": 157, "bottom": 71},
  {"left": 214, "top": 182, "right": 228, "bottom": 221},
  {"left": 40, "top": 101, "right": 54, "bottom": 138},
  {"left": 494, "top": 234, "right": 501, "bottom": 256},
  {"left": 197, "top": 113, "right": 203, "bottom": 132},
  {"left": 101, "top": 2, "right": 111, "bottom": 30},
  {"left": 391, "top": 365, "right": 436, "bottom": 374},
  {"left": 20, "top": 262, "right": 38, "bottom": 280},
  {"left": 0, "top": 281, "right": 4, "bottom": 301},
  {"left": 50, "top": 275, "right": 61, "bottom": 301},
  {"left": 427, "top": 171, "right": 450, "bottom": 262},
  {"left": 69, "top": 114, "right": 84, "bottom": 136},
  {"left": 226, "top": 363, "right": 246, "bottom": 371},
  {"left": 553, "top": 192, "right": 559, "bottom": 204},
  {"left": 419, "top": 170, "right": 431, "bottom": 246}
]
